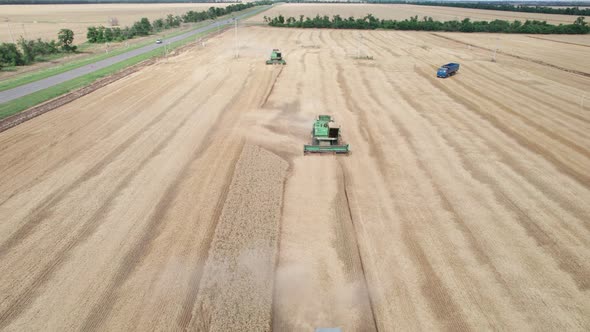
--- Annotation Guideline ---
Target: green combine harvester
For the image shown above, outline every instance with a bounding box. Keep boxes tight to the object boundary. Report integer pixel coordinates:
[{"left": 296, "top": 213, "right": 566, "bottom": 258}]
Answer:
[
  {"left": 304, "top": 115, "right": 350, "bottom": 154},
  {"left": 266, "top": 49, "right": 286, "bottom": 65}
]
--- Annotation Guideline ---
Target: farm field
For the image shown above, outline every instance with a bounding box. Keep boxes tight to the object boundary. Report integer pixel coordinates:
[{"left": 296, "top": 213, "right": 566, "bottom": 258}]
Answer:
[
  {"left": 247, "top": 3, "right": 590, "bottom": 25},
  {"left": 0, "top": 25, "right": 590, "bottom": 331},
  {"left": 0, "top": 3, "right": 229, "bottom": 44},
  {"left": 433, "top": 32, "right": 590, "bottom": 73},
  {"left": 513, "top": 33, "right": 590, "bottom": 47}
]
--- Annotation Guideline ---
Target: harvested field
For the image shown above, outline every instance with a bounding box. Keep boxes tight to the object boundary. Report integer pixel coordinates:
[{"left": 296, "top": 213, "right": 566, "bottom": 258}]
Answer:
[
  {"left": 0, "top": 3, "right": 229, "bottom": 43},
  {"left": 432, "top": 32, "right": 590, "bottom": 73},
  {"left": 1, "top": 25, "right": 590, "bottom": 330},
  {"left": 247, "top": 3, "right": 589, "bottom": 25}
]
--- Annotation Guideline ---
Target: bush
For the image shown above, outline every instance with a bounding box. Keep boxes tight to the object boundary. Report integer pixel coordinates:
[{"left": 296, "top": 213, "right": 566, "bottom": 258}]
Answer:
[
  {"left": 18, "top": 37, "right": 35, "bottom": 64},
  {"left": 32, "top": 38, "right": 59, "bottom": 56},
  {"left": 14, "top": 37, "right": 62, "bottom": 65},
  {"left": 0, "top": 43, "right": 24, "bottom": 67},
  {"left": 0, "top": 28, "right": 75, "bottom": 68},
  {"left": 166, "top": 14, "right": 181, "bottom": 28}
]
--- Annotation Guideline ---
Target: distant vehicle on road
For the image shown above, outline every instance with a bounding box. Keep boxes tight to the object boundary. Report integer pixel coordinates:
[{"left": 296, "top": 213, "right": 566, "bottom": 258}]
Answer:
[
  {"left": 437, "top": 63, "right": 460, "bottom": 78},
  {"left": 156, "top": 39, "right": 162, "bottom": 44}
]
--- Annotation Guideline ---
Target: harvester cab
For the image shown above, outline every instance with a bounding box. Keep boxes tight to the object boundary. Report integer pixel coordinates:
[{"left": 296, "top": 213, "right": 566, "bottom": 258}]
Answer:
[
  {"left": 304, "top": 115, "right": 349, "bottom": 154},
  {"left": 266, "top": 49, "right": 286, "bottom": 65}
]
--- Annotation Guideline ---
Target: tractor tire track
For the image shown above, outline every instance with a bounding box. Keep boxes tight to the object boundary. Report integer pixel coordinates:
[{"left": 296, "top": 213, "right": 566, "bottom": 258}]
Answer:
[
  {"left": 0, "top": 75, "right": 211, "bottom": 259},
  {"left": 0, "top": 72, "right": 181, "bottom": 204}
]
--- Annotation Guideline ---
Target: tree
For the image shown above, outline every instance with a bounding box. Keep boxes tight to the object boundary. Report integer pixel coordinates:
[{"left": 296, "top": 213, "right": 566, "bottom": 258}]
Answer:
[
  {"left": 96, "top": 26, "right": 106, "bottom": 43},
  {"left": 123, "top": 26, "right": 133, "bottom": 40},
  {"left": 572, "top": 16, "right": 589, "bottom": 33},
  {"left": 460, "top": 18, "right": 474, "bottom": 32},
  {"left": 58, "top": 28, "right": 76, "bottom": 52},
  {"left": 112, "top": 27, "right": 123, "bottom": 41},
  {"left": 164, "top": 14, "right": 174, "bottom": 27},
  {"left": 207, "top": 7, "right": 217, "bottom": 19},
  {"left": 104, "top": 28, "right": 114, "bottom": 42},
  {"left": 153, "top": 18, "right": 165, "bottom": 31},
  {"left": 139, "top": 17, "right": 152, "bottom": 34},
  {"left": 87, "top": 26, "right": 98, "bottom": 43},
  {"left": 171, "top": 15, "right": 182, "bottom": 27},
  {"left": 132, "top": 17, "right": 152, "bottom": 36}
]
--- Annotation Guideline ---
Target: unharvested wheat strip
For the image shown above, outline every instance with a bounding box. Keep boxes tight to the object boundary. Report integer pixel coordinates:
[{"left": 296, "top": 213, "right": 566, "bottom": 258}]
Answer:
[{"left": 188, "top": 145, "right": 288, "bottom": 332}]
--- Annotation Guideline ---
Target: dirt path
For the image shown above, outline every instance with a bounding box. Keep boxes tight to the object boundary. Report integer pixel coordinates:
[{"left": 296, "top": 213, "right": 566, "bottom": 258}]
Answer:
[{"left": 0, "top": 27, "right": 589, "bottom": 330}]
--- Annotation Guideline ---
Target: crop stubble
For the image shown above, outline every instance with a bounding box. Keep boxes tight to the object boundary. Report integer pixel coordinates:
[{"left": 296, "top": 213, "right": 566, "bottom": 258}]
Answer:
[{"left": 0, "top": 24, "right": 589, "bottom": 330}]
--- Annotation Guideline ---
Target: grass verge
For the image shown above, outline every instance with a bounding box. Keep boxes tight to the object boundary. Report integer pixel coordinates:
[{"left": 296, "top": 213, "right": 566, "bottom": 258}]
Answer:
[
  {"left": 0, "top": 4, "right": 267, "bottom": 92},
  {"left": 0, "top": 5, "right": 270, "bottom": 120},
  {"left": 0, "top": 22, "right": 212, "bottom": 92},
  {"left": 0, "top": 26, "right": 216, "bottom": 120}
]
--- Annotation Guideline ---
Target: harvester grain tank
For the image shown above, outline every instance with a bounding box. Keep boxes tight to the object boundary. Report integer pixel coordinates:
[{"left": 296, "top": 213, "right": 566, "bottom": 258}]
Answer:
[
  {"left": 304, "top": 115, "right": 349, "bottom": 154},
  {"left": 266, "top": 49, "right": 286, "bottom": 65},
  {"left": 437, "top": 63, "right": 460, "bottom": 78}
]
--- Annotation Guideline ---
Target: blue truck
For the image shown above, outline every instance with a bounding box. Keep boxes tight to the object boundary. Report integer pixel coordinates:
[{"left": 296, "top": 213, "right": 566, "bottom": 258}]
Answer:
[{"left": 437, "top": 63, "right": 460, "bottom": 78}]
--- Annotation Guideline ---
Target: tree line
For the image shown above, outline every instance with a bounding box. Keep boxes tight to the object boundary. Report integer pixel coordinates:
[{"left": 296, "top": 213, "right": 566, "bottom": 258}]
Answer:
[
  {"left": 0, "top": 29, "right": 76, "bottom": 70},
  {"left": 282, "top": 1, "right": 590, "bottom": 16},
  {"left": 265, "top": 14, "right": 590, "bottom": 34},
  {"left": 86, "top": 15, "right": 181, "bottom": 42},
  {"left": 382, "top": 1, "right": 590, "bottom": 16},
  {"left": 86, "top": 1, "right": 268, "bottom": 43}
]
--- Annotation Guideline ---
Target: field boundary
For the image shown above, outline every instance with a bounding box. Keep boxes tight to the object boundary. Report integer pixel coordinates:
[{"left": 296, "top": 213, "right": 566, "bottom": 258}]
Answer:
[
  {"left": 431, "top": 33, "right": 590, "bottom": 78},
  {"left": 0, "top": 24, "right": 202, "bottom": 93},
  {"left": 0, "top": 28, "right": 228, "bottom": 134},
  {"left": 0, "top": 5, "right": 269, "bottom": 93},
  {"left": 0, "top": 4, "right": 271, "bottom": 106},
  {"left": 0, "top": 58, "right": 154, "bottom": 133},
  {"left": 526, "top": 35, "right": 590, "bottom": 48}
]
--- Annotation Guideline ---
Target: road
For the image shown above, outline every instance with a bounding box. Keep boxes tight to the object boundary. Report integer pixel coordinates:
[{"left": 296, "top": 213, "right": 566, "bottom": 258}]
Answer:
[{"left": 0, "top": 5, "right": 269, "bottom": 105}]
